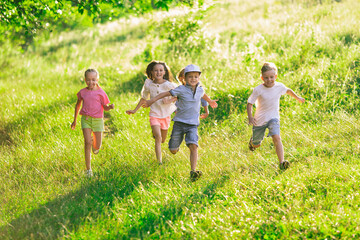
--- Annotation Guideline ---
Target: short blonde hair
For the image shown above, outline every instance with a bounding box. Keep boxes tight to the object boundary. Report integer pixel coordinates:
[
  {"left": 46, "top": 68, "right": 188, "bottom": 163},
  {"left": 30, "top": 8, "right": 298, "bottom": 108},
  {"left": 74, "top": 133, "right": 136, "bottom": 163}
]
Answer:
[{"left": 261, "top": 62, "right": 277, "bottom": 75}]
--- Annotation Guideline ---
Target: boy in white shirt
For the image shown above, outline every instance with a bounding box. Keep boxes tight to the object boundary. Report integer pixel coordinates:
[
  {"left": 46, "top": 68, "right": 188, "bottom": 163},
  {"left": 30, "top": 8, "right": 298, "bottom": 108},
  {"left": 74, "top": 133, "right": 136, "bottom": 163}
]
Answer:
[{"left": 247, "top": 62, "right": 305, "bottom": 169}]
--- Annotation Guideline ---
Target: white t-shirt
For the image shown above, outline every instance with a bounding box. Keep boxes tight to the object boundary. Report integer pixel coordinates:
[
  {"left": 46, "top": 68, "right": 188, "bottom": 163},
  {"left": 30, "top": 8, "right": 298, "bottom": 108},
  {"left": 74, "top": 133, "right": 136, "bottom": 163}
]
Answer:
[
  {"left": 247, "top": 82, "right": 288, "bottom": 126},
  {"left": 141, "top": 78, "right": 178, "bottom": 118}
]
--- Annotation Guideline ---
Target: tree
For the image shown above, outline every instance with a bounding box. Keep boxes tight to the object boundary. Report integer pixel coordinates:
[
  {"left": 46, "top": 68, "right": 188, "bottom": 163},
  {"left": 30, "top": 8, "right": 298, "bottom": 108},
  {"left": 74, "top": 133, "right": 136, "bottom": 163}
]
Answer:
[{"left": 0, "top": 0, "right": 196, "bottom": 49}]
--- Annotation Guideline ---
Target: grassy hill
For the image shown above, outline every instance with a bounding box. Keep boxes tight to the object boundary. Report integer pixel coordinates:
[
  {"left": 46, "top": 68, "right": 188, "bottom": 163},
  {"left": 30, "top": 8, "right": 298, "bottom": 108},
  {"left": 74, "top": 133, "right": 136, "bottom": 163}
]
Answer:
[{"left": 1, "top": 0, "right": 360, "bottom": 238}]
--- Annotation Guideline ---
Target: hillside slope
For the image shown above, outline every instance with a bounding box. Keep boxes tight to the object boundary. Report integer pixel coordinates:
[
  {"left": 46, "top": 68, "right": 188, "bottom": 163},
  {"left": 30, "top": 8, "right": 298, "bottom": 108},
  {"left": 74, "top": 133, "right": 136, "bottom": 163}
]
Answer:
[{"left": 1, "top": 0, "right": 360, "bottom": 238}]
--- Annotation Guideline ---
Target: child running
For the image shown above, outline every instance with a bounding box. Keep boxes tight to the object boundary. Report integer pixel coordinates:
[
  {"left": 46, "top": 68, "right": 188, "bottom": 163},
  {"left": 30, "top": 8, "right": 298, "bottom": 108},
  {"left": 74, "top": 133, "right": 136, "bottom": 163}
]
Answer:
[
  {"left": 247, "top": 62, "right": 305, "bottom": 169},
  {"left": 126, "top": 60, "right": 177, "bottom": 165},
  {"left": 177, "top": 68, "right": 210, "bottom": 119},
  {"left": 144, "top": 64, "right": 218, "bottom": 181},
  {"left": 71, "top": 69, "right": 115, "bottom": 177}
]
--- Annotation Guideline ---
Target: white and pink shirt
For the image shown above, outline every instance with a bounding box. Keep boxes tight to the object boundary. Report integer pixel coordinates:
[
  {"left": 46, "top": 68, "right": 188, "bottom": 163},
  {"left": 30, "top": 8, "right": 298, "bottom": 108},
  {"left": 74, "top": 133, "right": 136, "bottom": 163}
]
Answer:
[{"left": 141, "top": 79, "right": 177, "bottom": 118}]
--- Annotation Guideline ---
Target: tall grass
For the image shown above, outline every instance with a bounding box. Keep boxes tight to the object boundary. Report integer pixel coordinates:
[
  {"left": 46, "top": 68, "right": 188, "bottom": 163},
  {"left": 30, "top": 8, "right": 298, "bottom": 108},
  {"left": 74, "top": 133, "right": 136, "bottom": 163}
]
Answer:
[{"left": 1, "top": 0, "right": 360, "bottom": 239}]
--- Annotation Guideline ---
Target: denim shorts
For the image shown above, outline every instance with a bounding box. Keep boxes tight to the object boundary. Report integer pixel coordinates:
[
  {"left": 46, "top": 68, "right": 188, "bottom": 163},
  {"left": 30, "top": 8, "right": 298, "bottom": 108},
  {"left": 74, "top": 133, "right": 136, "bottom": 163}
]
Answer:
[
  {"left": 169, "top": 121, "right": 198, "bottom": 150},
  {"left": 252, "top": 118, "right": 280, "bottom": 145},
  {"left": 81, "top": 115, "right": 104, "bottom": 132}
]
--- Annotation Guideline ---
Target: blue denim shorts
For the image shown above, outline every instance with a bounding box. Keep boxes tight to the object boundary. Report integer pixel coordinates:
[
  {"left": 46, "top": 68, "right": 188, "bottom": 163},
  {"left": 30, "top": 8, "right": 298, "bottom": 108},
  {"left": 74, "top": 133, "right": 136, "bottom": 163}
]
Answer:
[
  {"left": 252, "top": 118, "right": 280, "bottom": 145},
  {"left": 169, "top": 121, "right": 198, "bottom": 150}
]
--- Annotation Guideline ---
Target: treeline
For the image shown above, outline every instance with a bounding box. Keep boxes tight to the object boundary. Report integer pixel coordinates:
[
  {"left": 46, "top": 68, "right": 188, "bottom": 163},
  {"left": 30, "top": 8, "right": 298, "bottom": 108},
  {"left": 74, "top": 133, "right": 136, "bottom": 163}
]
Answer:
[{"left": 0, "top": 0, "right": 201, "bottom": 50}]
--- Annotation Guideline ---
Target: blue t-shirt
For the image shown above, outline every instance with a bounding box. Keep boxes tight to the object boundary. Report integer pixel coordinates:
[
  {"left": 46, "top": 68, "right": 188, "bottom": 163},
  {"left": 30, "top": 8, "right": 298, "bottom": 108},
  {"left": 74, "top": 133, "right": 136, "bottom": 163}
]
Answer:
[{"left": 170, "top": 84, "right": 205, "bottom": 125}]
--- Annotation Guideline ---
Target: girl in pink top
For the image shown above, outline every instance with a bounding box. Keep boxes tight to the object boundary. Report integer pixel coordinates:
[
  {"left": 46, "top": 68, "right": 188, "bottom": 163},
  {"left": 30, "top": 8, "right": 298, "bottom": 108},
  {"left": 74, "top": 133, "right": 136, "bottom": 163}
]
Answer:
[
  {"left": 71, "top": 69, "right": 115, "bottom": 177},
  {"left": 126, "top": 60, "right": 177, "bottom": 165}
]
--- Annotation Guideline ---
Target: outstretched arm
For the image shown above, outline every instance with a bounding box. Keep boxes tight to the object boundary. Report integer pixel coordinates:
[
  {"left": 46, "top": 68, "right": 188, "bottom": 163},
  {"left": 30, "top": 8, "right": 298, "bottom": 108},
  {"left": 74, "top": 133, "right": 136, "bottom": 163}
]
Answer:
[
  {"left": 71, "top": 99, "right": 82, "bottom": 130},
  {"left": 162, "top": 96, "right": 177, "bottom": 104},
  {"left": 247, "top": 103, "right": 256, "bottom": 126},
  {"left": 286, "top": 89, "right": 305, "bottom": 103},
  {"left": 202, "top": 94, "right": 218, "bottom": 108},
  {"left": 126, "top": 98, "right": 146, "bottom": 114},
  {"left": 143, "top": 92, "right": 172, "bottom": 107}
]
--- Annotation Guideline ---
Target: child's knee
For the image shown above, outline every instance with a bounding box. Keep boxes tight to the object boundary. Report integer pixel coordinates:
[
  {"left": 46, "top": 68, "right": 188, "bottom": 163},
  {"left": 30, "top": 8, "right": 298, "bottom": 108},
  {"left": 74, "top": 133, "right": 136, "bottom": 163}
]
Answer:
[
  {"left": 187, "top": 143, "right": 198, "bottom": 150},
  {"left": 271, "top": 134, "right": 281, "bottom": 143},
  {"left": 170, "top": 149, "right": 178, "bottom": 154},
  {"left": 84, "top": 139, "right": 92, "bottom": 146}
]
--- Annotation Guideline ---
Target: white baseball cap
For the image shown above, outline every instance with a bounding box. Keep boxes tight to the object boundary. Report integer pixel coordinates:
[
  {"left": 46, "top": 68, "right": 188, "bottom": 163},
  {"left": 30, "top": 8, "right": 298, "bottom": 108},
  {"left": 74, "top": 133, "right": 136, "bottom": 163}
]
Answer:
[{"left": 184, "top": 64, "right": 201, "bottom": 75}]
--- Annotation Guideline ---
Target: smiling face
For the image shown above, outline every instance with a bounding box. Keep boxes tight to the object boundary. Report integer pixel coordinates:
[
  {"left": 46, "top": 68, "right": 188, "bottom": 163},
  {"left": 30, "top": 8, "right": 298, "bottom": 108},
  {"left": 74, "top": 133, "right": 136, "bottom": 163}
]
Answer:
[
  {"left": 151, "top": 64, "right": 166, "bottom": 82},
  {"left": 261, "top": 70, "right": 277, "bottom": 88},
  {"left": 185, "top": 71, "right": 200, "bottom": 88},
  {"left": 85, "top": 72, "right": 99, "bottom": 90}
]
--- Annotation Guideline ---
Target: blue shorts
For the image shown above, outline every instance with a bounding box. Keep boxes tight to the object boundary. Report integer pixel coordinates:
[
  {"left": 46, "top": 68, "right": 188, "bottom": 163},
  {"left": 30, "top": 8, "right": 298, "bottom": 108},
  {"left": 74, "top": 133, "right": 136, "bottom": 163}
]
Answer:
[
  {"left": 252, "top": 118, "right": 280, "bottom": 145},
  {"left": 169, "top": 121, "right": 198, "bottom": 150}
]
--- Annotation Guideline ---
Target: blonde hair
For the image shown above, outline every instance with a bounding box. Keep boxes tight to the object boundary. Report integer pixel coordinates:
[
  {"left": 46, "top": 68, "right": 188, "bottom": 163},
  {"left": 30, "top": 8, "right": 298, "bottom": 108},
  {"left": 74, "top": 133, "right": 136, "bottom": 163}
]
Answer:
[
  {"left": 261, "top": 62, "right": 277, "bottom": 75},
  {"left": 177, "top": 68, "right": 186, "bottom": 85},
  {"left": 84, "top": 69, "right": 99, "bottom": 79},
  {"left": 146, "top": 60, "right": 174, "bottom": 82}
]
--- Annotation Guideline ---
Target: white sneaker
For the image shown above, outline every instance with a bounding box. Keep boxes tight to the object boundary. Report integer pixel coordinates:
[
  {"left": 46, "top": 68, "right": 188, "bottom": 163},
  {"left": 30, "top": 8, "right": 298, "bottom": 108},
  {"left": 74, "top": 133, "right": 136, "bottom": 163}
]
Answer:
[{"left": 85, "top": 169, "right": 93, "bottom": 177}]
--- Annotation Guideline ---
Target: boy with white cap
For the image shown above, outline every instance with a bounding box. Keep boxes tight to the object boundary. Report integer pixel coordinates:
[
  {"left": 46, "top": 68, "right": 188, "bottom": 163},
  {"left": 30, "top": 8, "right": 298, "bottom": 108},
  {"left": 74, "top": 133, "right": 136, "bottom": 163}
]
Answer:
[{"left": 144, "top": 64, "right": 217, "bottom": 181}]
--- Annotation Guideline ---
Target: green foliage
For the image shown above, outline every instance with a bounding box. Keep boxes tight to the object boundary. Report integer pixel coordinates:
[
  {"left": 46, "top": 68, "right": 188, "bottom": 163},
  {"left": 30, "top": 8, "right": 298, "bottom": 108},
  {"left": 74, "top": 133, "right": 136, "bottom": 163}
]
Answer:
[
  {"left": 2, "top": 0, "right": 360, "bottom": 239},
  {"left": 0, "top": 0, "right": 201, "bottom": 49}
]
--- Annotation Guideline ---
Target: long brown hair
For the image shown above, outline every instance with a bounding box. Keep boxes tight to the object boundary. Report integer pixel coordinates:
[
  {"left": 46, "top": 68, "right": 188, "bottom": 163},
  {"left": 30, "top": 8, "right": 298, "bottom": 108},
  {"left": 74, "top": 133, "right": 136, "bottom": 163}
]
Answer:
[{"left": 146, "top": 60, "right": 174, "bottom": 82}]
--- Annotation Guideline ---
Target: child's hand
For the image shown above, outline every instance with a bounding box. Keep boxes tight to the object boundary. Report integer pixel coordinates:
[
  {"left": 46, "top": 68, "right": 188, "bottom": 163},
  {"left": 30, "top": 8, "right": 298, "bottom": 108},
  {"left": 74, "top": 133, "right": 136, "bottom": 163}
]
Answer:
[
  {"left": 297, "top": 97, "right": 305, "bottom": 103},
  {"left": 126, "top": 110, "right": 136, "bottom": 115},
  {"left": 209, "top": 100, "right": 218, "bottom": 108},
  {"left": 71, "top": 121, "right": 76, "bottom": 130},
  {"left": 109, "top": 103, "right": 115, "bottom": 109},
  {"left": 200, "top": 113, "right": 209, "bottom": 119},
  {"left": 248, "top": 117, "right": 256, "bottom": 126}
]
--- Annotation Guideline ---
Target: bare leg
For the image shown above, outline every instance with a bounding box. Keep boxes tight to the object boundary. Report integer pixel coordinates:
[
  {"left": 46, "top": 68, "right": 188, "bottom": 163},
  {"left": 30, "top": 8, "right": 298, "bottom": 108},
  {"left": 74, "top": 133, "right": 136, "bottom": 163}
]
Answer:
[
  {"left": 92, "top": 131, "right": 103, "bottom": 154},
  {"left": 188, "top": 144, "right": 198, "bottom": 171},
  {"left": 161, "top": 129, "right": 168, "bottom": 143},
  {"left": 272, "top": 134, "right": 284, "bottom": 163},
  {"left": 82, "top": 128, "right": 93, "bottom": 170},
  {"left": 151, "top": 125, "right": 163, "bottom": 163}
]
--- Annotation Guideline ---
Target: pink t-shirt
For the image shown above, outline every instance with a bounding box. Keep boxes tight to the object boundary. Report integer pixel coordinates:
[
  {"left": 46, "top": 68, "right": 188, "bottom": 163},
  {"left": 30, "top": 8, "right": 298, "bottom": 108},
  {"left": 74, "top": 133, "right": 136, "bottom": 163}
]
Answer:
[{"left": 77, "top": 87, "right": 110, "bottom": 118}]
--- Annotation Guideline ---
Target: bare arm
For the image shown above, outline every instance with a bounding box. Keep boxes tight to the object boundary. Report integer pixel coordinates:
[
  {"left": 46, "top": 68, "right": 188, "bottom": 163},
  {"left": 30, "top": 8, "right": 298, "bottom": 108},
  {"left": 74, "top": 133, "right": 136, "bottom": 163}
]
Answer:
[
  {"left": 286, "top": 89, "right": 305, "bottom": 103},
  {"left": 126, "top": 98, "right": 146, "bottom": 115},
  {"left": 162, "top": 96, "right": 177, "bottom": 104},
  {"left": 71, "top": 98, "right": 82, "bottom": 130},
  {"left": 104, "top": 103, "right": 115, "bottom": 111},
  {"left": 143, "top": 92, "right": 172, "bottom": 107},
  {"left": 247, "top": 103, "right": 256, "bottom": 125},
  {"left": 200, "top": 105, "right": 209, "bottom": 119},
  {"left": 202, "top": 93, "right": 218, "bottom": 108}
]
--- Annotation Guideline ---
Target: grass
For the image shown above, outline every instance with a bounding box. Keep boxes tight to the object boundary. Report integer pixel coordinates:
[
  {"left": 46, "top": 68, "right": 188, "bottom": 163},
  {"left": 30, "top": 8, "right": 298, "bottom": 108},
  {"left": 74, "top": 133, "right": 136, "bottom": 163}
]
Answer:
[{"left": 1, "top": 0, "right": 360, "bottom": 239}]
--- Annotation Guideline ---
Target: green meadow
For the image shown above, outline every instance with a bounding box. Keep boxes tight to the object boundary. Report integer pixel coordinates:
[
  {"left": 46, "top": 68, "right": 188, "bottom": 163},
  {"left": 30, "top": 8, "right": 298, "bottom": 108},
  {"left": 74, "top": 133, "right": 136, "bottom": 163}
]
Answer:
[{"left": 1, "top": 0, "right": 360, "bottom": 238}]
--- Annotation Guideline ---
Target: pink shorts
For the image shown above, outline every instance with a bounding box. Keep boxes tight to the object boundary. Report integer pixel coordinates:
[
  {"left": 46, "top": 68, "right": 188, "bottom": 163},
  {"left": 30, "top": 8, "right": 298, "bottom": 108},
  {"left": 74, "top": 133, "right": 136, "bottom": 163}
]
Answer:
[{"left": 149, "top": 116, "right": 171, "bottom": 130}]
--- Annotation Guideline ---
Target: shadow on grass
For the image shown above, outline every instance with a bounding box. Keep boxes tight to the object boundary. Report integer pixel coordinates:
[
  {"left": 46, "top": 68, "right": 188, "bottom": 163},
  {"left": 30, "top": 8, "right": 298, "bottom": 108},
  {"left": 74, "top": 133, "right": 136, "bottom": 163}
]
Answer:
[
  {"left": 198, "top": 87, "right": 250, "bottom": 134},
  {"left": 99, "top": 25, "right": 148, "bottom": 45},
  {"left": 0, "top": 96, "right": 75, "bottom": 147},
  {"left": 0, "top": 161, "right": 152, "bottom": 239},
  {"left": 39, "top": 23, "right": 148, "bottom": 56},
  {"left": 118, "top": 173, "right": 231, "bottom": 238},
  {"left": 208, "top": 88, "right": 250, "bottom": 122},
  {"left": 108, "top": 71, "right": 147, "bottom": 96}
]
